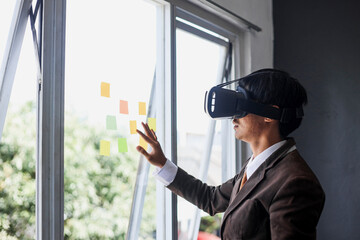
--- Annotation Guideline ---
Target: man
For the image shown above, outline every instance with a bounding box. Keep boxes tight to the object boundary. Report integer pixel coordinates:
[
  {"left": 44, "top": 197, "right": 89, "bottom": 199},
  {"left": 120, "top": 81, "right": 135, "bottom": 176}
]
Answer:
[{"left": 137, "top": 69, "right": 325, "bottom": 239}]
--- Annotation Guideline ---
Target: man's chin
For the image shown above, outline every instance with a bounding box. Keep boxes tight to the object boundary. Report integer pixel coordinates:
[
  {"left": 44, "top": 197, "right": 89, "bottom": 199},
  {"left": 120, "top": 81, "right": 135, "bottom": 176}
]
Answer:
[
  {"left": 235, "top": 134, "right": 249, "bottom": 143},
  {"left": 234, "top": 133, "right": 243, "bottom": 141}
]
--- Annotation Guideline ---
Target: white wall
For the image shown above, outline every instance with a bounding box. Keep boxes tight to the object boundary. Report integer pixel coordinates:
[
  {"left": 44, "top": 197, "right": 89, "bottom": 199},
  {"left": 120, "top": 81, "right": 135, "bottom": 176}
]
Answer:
[{"left": 213, "top": 0, "right": 274, "bottom": 71}]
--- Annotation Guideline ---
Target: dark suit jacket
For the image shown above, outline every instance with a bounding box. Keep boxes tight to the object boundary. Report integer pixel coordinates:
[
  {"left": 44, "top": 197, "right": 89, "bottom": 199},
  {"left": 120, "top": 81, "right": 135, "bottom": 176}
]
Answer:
[{"left": 167, "top": 138, "right": 325, "bottom": 240}]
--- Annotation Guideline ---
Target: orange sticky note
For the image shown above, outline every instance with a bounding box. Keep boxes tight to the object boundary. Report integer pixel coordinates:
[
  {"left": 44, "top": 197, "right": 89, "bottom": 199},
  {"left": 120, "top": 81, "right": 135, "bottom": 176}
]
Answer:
[
  {"left": 120, "top": 100, "right": 129, "bottom": 114},
  {"left": 139, "top": 102, "right": 146, "bottom": 115},
  {"left": 100, "top": 140, "right": 110, "bottom": 156},
  {"left": 139, "top": 136, "right": 148, "bottom": 150},
  {"left": 130, "top": 120, "right": 137, "bottom": 134},
  {"left": 101, "top": 82, "right": 110, "bottom": 97},
  {"left": 148, "top": 118, "right": 156, "bottom": 132}
]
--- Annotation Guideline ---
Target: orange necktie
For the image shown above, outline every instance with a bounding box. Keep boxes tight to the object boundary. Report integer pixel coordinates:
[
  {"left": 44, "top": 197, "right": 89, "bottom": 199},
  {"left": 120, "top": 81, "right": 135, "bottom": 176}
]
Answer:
[{"left": 239, "top": 172, "right": 247, "bottom": 190}]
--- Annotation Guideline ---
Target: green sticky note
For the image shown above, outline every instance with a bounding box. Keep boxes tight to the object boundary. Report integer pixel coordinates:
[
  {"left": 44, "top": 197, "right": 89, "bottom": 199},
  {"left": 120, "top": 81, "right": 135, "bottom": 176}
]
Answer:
[
  {"left": 118, "top": 138, "right": 128, "bottom": 153},
  {"left": 100, "top": 140, "right": 110, "bottom": 156},
  {"left": 106, "top": 115, "right": 117, "bottom": 130}
]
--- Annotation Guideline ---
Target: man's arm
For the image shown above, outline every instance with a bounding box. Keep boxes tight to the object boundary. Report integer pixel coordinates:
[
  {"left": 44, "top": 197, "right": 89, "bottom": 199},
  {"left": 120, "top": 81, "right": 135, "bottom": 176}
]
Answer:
[
  {"left": 269, "top": 177, "right": 325, "bottom": 240},
  {"left": 167, "top": 167, "right": 236, "bottom": 216},
  {"left": 136, "top": 122, "right": 235, "bottom": 215}
]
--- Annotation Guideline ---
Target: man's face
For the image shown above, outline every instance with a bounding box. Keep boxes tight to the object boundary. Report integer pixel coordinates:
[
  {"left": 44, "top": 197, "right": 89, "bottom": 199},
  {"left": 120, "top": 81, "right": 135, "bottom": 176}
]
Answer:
[{"left": 232, "top": 114, "right": 266, "bottom": 143}]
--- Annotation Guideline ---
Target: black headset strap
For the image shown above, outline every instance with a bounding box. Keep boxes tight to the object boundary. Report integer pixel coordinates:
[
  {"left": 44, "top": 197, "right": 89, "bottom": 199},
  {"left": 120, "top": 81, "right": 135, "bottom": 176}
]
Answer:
[{"left": 236, "top": 98, "right": 281, "bottom": 120}]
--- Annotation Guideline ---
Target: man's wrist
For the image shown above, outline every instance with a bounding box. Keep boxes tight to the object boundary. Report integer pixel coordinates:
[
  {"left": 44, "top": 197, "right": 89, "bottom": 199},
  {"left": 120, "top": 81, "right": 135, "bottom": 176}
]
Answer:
[{"left": 153, "top": 159, "right": 178, "bottom": 186}]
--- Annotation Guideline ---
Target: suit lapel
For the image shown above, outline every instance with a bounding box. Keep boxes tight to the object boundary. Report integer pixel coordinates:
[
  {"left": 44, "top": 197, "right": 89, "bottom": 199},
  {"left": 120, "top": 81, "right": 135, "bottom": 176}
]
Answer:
[{"left": 221, "top": 138, "right": 296, "bottom": 233}]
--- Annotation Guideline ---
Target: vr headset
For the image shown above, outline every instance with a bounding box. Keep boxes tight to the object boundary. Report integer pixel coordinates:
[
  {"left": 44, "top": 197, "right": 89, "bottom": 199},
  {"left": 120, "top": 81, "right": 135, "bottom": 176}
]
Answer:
[{"left": 204, "top": 78, "right": 304, "bottom": 123}]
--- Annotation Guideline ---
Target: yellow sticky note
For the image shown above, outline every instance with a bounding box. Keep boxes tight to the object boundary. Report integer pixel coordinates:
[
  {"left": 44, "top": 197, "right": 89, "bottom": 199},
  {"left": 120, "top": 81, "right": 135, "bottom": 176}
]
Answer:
[
  {"left": 130, "top": 120, "right": 137, "bottom": 134},
  {"left": 101, "top": 82, "right": 110, "bottom": 97},
  {"left": 148, "top": 118, "right": 156, "bottom": 132},
  {"left": 139, "top": 136, "right": 148, "bottom": 150},
  {"left": 139, "top": 102, "right": 146, "bottom": 115},
  {"left": 100, "top": 140, "right": 110, "bottom": 156}
]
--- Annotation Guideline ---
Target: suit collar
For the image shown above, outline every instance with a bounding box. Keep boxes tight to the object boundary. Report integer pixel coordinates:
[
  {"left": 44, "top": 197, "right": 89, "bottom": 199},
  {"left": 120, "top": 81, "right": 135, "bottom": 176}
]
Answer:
[{"left": 221, "top": 138, "right": 296, "bottom": 237}]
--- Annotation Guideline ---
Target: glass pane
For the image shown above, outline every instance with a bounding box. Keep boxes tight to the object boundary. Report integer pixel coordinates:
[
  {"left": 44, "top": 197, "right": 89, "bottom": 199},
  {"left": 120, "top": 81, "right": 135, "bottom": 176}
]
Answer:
[
  {"left": 65, "top": 0, "right": 157, "bottom": 239},
  {"left": 0, "top": 0, "right": 16, "bottom": 58},
  {"left": 176, "top": 27, "right": 227, "bottom": 239},
  {"left": 0, "top": 1, "right": 37, "bottom": 238}
]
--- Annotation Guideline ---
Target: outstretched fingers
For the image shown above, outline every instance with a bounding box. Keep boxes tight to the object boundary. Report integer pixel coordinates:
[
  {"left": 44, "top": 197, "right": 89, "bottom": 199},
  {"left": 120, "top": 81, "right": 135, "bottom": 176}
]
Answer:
[
  {"left": 136, "top": 129, "right": 155, "bottom": 146},
  {"left": 136, "top": 145, "right": 150, "bottom": 158},
  {"left": 141, "top": 122, "right": 154, "bottom": 139}
]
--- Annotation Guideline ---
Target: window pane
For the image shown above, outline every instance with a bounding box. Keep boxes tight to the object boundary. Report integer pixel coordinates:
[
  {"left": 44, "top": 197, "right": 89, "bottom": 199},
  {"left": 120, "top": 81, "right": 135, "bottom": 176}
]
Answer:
[
  {"left": 0, "top": 0, "right": 16, "bottom": 58},
  {"left": 176, "top": 28, "right": 227, "bottom": 239},
  {"left": 65, "top": 0, "right": 157, "bottom": 239},
  {"left": 0, "top": 1, "right": 37, "bottom": 238}
]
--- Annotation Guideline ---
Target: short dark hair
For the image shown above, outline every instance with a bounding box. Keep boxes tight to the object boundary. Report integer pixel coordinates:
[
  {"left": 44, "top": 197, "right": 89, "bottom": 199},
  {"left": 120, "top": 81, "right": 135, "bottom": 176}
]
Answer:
[{"left": 238, "top": 68, "right": 308, "bottom": 137}]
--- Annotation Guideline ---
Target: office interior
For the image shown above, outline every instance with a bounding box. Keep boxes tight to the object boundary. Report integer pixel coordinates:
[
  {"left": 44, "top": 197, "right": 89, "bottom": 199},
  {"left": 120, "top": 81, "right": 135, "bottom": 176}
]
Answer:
[{"left": 0, "top": 0, "right": 359, "bottom": 239}]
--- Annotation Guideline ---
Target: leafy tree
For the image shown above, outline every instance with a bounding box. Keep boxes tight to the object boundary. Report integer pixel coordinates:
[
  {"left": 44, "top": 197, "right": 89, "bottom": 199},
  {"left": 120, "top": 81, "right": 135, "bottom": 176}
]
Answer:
[
  {"left": 0, "top": 102, "right": 36, "bottom": 239},
  {"left": 0, "top": 102, "right": 156, "bottom": 239}
]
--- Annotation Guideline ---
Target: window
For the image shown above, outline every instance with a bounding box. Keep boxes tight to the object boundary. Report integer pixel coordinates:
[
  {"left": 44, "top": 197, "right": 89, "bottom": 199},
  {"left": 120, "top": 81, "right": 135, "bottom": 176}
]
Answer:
[
  {"left": 0, "top": 0, "right": 37, "bottom": 239},
  {"left": 174, "top": 13, "right": 235, "bottom": 239},
  {"left": 0, "top": 0, "right": 248, "bottom": 239},
  {"left": 65, "top": 0, "right": 158, "bottom": 239}
]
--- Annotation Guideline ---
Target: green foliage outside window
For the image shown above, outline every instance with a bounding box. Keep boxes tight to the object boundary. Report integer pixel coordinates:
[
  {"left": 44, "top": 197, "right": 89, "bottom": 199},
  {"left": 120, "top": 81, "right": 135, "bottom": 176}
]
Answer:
[{"left": 0, "top": 102, "right": 156, "bottom": 239}]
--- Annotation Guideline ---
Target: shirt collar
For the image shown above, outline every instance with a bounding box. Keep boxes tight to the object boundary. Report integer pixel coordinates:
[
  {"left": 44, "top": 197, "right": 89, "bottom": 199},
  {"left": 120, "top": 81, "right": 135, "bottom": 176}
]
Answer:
[{"left": 246, "top": 140, "right": 288, "bottom": 179}]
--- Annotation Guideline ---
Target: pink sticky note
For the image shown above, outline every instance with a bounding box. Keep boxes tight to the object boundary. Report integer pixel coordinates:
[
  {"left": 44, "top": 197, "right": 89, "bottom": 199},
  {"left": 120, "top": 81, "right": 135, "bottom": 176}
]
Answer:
[{"left": 120, "top": 100, "right": 129, "bottom": 114}]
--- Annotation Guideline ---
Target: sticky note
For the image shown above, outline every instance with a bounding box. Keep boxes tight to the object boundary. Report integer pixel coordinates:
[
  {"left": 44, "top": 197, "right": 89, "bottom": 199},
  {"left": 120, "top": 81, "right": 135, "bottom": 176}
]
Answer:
[
  {"left": 118, "top": 138, "right": 128, "bottom": 153},
  {"left": 148, "top": 118, "right": 156, "bottom": 132},
  {"left": 139, "top": 136, "right": 148, "bottom": 150},
  {"left": 120, "top": 100, "right": 129, "bottom": 114},
  {"left": 139, "top": 102, "right": 146, "bottom": 115},
  {"left": 130, "top": 120, "right": 137, "bottom": 134},
  {"left": 100, "top": 140, "right": 110, "bottom": 156},
  {"left": 101, "top": 82, "right": 110, "bottom": 97},
  {"left": 106, "top": 115, "right": 117, "bottom": 130}
]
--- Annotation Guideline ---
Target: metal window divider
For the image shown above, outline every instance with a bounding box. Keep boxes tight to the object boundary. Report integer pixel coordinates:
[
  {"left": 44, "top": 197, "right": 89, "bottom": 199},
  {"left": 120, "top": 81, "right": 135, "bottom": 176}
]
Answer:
[
  {"left": 0, "top": 0, "right": 32, "bottom": 141},
  {"left": 36, "top": 0, "right": 66, "bottom": 238},
  {"left": 126, "top": 72, "right": 156, "bottom": 240},
  {"left": 188, "top": 43, "right": 231, "bottom": 240}
]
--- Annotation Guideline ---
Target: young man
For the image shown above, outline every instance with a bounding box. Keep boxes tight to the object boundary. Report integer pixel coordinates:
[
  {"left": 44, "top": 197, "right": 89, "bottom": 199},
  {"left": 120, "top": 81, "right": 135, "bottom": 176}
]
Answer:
[{"left": 137, "top": 69, "right": 325, "bottom": 239}]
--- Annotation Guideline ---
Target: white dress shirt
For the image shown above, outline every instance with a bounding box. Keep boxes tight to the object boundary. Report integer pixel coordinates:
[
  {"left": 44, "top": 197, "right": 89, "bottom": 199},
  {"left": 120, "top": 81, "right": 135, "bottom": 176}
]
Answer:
[{"left": 154, "top": 140, "right": 296, "bottom": 186}]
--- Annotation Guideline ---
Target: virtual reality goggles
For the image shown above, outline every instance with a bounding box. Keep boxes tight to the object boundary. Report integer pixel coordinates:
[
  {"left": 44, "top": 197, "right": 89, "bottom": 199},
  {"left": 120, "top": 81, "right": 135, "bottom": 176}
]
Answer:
[{"left": 204, "top": 79, "right": 304, "bottom": 123}]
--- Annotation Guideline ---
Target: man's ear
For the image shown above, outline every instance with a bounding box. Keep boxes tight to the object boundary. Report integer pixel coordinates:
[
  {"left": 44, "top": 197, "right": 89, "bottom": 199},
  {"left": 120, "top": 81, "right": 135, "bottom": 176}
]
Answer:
[
  {"left": 264, "top": 117, "right": 273, "bottom": 123},
  {"left": 264, "top": 105, "right": 280, "bottom": 123}
]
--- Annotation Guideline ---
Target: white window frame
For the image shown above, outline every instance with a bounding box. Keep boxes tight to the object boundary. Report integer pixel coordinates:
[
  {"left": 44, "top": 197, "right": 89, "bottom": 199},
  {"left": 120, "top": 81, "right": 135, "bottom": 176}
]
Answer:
[{"left": 156, "top": 1, "right": 256, "bottom": 239}]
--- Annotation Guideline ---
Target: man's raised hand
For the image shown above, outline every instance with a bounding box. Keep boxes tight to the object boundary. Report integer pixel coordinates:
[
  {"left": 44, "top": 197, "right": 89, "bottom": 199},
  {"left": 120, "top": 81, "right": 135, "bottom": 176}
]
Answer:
[{"left": 136, "top": 122, "right": 167, "bottom": 168}]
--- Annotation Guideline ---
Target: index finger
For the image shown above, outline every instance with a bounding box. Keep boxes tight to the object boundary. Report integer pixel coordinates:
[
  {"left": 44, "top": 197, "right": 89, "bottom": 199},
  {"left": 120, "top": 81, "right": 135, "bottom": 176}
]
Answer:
[
  {"left": 137, "top": 129, "right": 156, "bottom": 146},
  {"left": 141, "top": 122, "right": 155, "bottom": 140}
]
